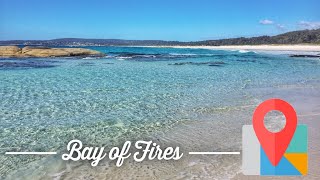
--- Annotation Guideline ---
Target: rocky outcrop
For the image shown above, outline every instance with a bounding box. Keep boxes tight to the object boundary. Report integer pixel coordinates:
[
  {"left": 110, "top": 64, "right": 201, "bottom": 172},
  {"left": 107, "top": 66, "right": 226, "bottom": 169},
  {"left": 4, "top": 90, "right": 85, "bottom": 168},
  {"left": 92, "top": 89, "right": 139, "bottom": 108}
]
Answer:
[
  {"left": 0, "top": 46, "right": 104, "bottom": 58},
  {"left": 0, "top": 46, "right": 22, "bottom": 57}
]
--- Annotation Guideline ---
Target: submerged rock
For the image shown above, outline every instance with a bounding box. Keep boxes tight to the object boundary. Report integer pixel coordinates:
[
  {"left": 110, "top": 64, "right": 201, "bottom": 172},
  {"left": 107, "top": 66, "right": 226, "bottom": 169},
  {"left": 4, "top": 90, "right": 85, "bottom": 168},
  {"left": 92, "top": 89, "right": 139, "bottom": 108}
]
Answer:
[
  {"left": 290, "top": 54, "right": 320, "bottom": 58},
  {"left": 77, "top": 62, "right": 95, "bottom": 66},
  {"left": 169, "top": 61, "right": 225, "bottom": 67},
  {"left": 0, "top": 61, "right": 57, "bottom": 69},
  {"left": 0, "top": 46, "right": 105, "bottom": 58},
  {"left": 236, "top": 59, "right": 256, "bottom": 63}
]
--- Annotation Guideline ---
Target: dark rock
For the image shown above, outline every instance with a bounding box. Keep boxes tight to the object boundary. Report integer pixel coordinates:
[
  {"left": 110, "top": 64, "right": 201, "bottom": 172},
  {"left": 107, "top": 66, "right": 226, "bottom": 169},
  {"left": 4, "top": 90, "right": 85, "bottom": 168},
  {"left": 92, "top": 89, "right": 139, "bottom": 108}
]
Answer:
[
  {"left": 290, "top": 54, "right": 320, "bottom": 58},
  {"left": 0, "top": 60, "right": 57, "bottom": 69},
  {"left": 77, "top": 62, "right": 95, "bottom": 66},
  {"left": 236, "top": 59, "right": 256, "bottom": 63},
  {"left": 169, "top": 61, "right": 226, "bottom": 66}
]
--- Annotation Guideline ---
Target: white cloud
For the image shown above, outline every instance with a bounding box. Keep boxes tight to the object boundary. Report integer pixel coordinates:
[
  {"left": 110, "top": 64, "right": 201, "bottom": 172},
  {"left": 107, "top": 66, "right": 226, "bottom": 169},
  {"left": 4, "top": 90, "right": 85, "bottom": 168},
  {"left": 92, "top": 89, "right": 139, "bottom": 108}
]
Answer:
[
  {"left": 259, "top": 19, "right": 274, "bottom": 25},
  {"left": 276, "top": 24, "right": 286, "bottom": 31},
  {"left": 259, "top": 19, "right": 286, "bottom": 31},
  {"left": 298, "top": 21, "right": 320, "bottom": 29}
]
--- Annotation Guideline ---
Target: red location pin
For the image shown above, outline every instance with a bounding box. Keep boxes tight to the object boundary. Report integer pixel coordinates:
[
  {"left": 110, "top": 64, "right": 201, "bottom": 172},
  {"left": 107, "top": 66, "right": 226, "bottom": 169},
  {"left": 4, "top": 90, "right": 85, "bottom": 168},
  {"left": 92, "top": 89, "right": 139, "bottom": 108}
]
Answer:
[{"left": 252, "top": 99, "right": 297, "bottom": 166}]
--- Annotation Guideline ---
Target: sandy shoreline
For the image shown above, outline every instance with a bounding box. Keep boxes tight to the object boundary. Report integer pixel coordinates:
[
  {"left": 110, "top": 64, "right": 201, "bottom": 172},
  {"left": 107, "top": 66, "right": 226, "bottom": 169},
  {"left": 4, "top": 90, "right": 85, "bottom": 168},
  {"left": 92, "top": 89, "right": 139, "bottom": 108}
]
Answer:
[
  {"left": 15, "top": 84, "right": 318, "bottom": 180},
  {"left": 137, "top": 45, "right": 320, "bottom": 54},
  {"left": 55, "top": 84, "right": 320, "bottom": 180}
]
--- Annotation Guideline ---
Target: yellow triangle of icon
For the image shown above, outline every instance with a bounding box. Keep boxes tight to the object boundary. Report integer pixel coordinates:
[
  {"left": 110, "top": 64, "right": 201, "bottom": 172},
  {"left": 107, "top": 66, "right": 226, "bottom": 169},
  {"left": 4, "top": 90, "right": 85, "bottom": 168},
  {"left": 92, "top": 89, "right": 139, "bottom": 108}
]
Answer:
[{"left": 284, "top": 153, "right": 308, "bottom": 175}]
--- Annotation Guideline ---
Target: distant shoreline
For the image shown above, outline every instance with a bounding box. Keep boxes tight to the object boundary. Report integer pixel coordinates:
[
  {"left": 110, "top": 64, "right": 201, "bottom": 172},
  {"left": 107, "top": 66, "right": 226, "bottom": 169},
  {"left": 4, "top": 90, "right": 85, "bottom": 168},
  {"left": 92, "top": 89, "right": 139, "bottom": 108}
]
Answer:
[
  {"left": 133, "top": 45, "right": 320, "bottom": 54},
  {"left": 1, "top": 28, "right": 320, "bottom": 48}
]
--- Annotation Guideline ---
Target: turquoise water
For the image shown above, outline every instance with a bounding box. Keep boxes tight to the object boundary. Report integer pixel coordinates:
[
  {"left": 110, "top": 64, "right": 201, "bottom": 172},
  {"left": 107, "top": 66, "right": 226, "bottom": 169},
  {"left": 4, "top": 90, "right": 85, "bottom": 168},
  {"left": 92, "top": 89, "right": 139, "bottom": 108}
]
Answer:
[{"left": 0, "top": 47, "right": 320, "bottom": 178}]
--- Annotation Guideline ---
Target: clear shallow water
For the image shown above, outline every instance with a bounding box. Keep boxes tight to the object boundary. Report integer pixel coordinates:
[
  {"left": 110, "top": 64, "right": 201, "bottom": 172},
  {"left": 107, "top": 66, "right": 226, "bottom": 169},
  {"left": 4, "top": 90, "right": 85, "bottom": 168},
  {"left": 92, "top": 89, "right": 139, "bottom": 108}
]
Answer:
[{"left": 0, "top": 47, "right": 320, "bottom": 178}]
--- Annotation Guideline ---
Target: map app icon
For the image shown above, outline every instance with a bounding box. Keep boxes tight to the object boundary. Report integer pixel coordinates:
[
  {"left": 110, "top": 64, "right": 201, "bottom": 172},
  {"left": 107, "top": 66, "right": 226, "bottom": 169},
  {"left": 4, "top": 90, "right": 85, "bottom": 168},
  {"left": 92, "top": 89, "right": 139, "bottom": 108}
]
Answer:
[{"left": 242, "top": 99, "right": 308, "bottom": 176}]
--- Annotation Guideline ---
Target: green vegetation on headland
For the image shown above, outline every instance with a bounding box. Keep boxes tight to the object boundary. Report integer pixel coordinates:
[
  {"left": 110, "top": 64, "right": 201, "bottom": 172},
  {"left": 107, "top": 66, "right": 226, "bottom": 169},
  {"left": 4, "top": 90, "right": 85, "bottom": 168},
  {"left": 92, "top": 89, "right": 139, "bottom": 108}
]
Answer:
[
  {"left": 1, "top": 29, "right": 320, "bottom": 46},
  {"left": 192, "top": 29, "right": 320, "bottom": 46}
]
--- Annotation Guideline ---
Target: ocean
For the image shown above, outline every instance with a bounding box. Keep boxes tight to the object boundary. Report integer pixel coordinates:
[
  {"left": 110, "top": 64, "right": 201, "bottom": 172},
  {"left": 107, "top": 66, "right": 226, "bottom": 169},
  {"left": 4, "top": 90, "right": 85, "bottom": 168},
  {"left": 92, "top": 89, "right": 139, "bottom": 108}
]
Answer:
[{"left": 0, "top": 47, "right": 320, "bottom": 179}]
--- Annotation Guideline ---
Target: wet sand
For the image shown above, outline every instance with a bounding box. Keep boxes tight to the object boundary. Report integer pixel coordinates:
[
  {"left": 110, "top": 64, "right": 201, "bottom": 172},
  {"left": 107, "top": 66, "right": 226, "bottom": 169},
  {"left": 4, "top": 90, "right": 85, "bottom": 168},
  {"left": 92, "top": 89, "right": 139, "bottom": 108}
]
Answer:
[
  {"left": 6, "top": 86, "right": 319, "bottom": 180},
  {"left": 48, "top": 83, "right": 320, "bottom": 180}
]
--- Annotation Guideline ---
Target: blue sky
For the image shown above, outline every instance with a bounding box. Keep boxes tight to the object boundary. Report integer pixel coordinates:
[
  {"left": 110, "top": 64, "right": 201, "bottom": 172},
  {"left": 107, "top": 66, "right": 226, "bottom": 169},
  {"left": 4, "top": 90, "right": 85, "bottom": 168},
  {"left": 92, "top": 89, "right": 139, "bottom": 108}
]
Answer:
[{"left": 0, "top": 0, "right": 319, "bottom": 41}]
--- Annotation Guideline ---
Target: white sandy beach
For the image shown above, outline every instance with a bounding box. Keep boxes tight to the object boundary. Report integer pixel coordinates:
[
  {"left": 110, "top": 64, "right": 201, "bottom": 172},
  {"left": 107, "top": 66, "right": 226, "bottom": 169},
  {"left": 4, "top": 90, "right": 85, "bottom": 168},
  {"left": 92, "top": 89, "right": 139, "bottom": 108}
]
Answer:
[{"left": 142, "top": 45, "right": 320, "bottom": 54}]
